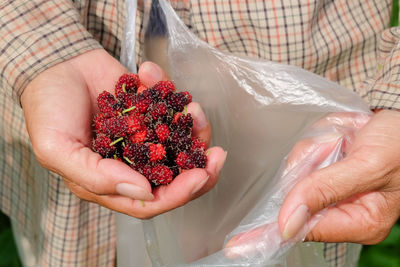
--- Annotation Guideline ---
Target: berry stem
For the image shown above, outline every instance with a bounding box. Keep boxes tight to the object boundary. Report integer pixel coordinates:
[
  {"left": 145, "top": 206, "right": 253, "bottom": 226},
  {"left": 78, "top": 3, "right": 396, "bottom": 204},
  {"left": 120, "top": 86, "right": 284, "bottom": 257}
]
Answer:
[
  {"left": 140, "top": 200, "right": 146, "bottom": 207},
  {"left": 109, "top": 137, "right": 124, "bottom": 146},
  {"left": 122, "top": 83, "right": 126, "bottom": 93},
  {"left": 184, "top": 106, "right": 188, "bottom": 115},
  {"left": 122, "top": 106, "right": 136, "bottom": 114},
  {"left": 123, "top": 156, "right": 133, "bottom": 164}
]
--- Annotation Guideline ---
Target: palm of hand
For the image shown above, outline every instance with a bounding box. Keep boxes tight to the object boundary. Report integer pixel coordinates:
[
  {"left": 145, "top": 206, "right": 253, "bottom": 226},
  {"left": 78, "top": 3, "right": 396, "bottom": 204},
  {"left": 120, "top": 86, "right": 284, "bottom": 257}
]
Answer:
[{"left": 21, "top": 49, "right": 226, "bottom": 219}]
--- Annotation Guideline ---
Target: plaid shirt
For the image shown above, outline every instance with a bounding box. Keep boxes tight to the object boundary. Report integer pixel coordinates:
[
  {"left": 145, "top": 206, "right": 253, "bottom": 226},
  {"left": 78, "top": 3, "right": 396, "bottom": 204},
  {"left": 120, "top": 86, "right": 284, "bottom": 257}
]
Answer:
[{"left": 0, "top": 0, "right": 397, "bottom": 266}]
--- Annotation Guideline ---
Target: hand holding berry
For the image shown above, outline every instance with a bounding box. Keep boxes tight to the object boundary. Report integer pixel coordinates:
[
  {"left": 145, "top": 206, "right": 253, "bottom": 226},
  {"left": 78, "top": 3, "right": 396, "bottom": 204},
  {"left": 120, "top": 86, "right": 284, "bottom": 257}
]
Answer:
[{"left": 21, "top": 49, "right": 226, "bottom": 219}]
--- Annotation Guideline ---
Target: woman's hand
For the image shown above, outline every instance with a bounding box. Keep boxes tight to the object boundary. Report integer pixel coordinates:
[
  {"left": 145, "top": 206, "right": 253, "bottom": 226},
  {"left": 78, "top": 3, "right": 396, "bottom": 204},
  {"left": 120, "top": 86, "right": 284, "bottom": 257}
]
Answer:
[
  {"left": 225, "top": 110, "right": 400, "bottom": 257},
  {"left": 21, "top": 49, "right": 226, "bottom": 219},
  {"left": 280, "top": 110, "right": 400, "bottom": 244}
]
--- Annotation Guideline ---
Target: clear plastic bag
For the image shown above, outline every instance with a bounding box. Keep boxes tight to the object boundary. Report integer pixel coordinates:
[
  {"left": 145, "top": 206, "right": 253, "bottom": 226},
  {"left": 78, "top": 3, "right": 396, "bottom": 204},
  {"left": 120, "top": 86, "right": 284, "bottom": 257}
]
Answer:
[{"left": 116, "top": 0, "right": 371, "bottom": 266}]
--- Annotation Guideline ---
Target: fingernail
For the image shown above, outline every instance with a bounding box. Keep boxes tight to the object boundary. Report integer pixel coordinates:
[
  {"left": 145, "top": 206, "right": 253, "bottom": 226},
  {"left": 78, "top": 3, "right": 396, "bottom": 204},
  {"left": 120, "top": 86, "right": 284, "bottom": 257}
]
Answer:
[
  {"left": 191, "top": 104, "right": 208, "bottom": 130},
  {"left": 116, "top": 183, "right": 154, "bottom": 201},
  {"left": 191, "top": 175, "right": 210, "bottom": 195},
  {"left": 141, "top": 62, "right": 163, "bottom": 82},
  {"left": 215, "top": 151, "right": 228, "bottom": 173},
  {"left": 314, "top": 133, "right": 343, "bottom": 143},
  {"left": 282, "top": 204, "right": 310, "bottom": 241}
]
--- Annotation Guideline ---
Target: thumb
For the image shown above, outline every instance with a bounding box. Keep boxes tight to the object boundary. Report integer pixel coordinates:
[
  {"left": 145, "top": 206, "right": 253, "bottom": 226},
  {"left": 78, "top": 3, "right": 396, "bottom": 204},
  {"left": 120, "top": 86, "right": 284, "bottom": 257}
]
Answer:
[
  {"left": 138, "top": 61, "right": 170, "bottom": 87},
  {"left": 278, "top": 152, "right": 384, "bottom": 241}
]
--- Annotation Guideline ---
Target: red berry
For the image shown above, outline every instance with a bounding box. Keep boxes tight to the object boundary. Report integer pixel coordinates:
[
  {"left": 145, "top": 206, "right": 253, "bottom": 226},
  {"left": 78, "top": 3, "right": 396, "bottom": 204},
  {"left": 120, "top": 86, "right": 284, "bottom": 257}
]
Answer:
[
  {"left": 173, "top": 113, "right": 193, "bottom": 132},
  {"left": 92, "top": 134, "right": 116, "bottom": 157},
  {"left": 140, "top": 164, "right": 154, "bottom": 179},
  {"left": 190, "top": 149, "right": 207, "bottom": 168},
  {"left": 131, "top": 130, "right": 147, "bottom": 143},
  {"left": 182, "top": 91, "right": 192, "bottom": 103},
  {"left": 166, "top": 92, "right": 192, "bottom": 112},
  {"left": 152, "top": 81, "right": 175, "bottom": 98},
  {"left": 192, "top": 137, "right": 207, "bottom": 150},
  {"left": 123, "top": 143, "right": 150, "bottom": 165},
  {"left": 135, "top": 93, "right": 152, "bottom": 113},
  {"left": 149, "top": 165, "right": 173, "bottom": 185},
  {"left": 168, "top": 130, "right": 192, "bottom": 155},
  {"left": 176, "top": 152, "right": 192, "bottom": 169},
  {"left": 136, "top": 82, "right": 148, "bottom": 94},
  {"left": 125, "top": 113, "right": 144, "bottom": 134},
  {"left": 151, "top": 102, "right": 168, "bottom": 120},
  {"left": 101, "top": 116, "right": 127, "bottom": 137},
  {"left": 117, "top": 92, "right": 135, "bottom": 109},
  {"left": 115, "top": 73, "right": 140, "bottom": 95},
  {"left": 149, "top": 143, "right": 166, "bottom": 162},
  {"left": 94, "top": 113, "right": 107, "bottom": 131},
  {"left": 97, "top": 91, "right": 119, "bottom": 116},
  {"left": 155, "top": 124, "right": 170, "bottom": 143},
  {"left": 173, "top": 113, "right": 182, "bottom": 123}
]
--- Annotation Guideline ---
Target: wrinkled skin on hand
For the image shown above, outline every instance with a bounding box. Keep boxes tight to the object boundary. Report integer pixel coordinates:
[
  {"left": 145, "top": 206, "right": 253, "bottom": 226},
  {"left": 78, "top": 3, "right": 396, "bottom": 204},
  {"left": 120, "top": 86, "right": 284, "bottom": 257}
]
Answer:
[
  {"left": 226, "top": 110, "right": 400, "bottom": 257},
  {"left": 21, "top": 49, "right": 226, "bottom": 219}
]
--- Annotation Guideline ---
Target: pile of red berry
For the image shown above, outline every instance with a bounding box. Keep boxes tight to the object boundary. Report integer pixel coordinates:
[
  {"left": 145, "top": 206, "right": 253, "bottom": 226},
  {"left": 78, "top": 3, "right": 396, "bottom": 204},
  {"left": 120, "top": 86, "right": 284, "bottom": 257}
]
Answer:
[{"left": 92, "top": 73, "right": 207, "bottom": 186}]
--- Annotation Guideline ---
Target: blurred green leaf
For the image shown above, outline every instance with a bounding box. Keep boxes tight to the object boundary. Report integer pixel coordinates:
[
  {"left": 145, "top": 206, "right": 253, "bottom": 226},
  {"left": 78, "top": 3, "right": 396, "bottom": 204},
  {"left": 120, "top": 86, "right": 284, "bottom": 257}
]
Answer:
[
  {"left": 391, "top": 0, "right": 399, "bottom": 26},
  {"left": 0, "top": 228, "right": 22, "bottom": 267},
  {"left": 0, "top": 212, "right": 22, "bottom": 267}
]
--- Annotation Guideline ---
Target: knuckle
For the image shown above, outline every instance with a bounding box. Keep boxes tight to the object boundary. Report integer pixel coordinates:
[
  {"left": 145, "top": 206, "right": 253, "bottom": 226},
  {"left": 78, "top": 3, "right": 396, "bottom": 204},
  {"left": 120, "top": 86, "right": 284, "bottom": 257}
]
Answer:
[
  {"left": 32, "top": 139, "right": 59, "bottom": 167},
  {"left": 353, "top": 148, "right": 385, "bottom": 173},
  {"left": 359, "top": 206, "right": 393, "bottom": 245},
  {"left": 352, "top": 149, "right": 392, "bottom": 186},
  {"left": 65, "top": 181, "right": 94, "bottom": 202},
  {"left": 83, "top": 174, "right": 105, "bottom": 195},
  {"left": 363, "top": 224, "right": 391, "bottom": 245},
  {"left": 305, "top": 229, "right": 324, "bottom": 243},
  {"left": 309, "top": 176, "right": 338, "bottom": 210},
  {"left": 84, "top": 180, "right": 98, "bottom": 194}
]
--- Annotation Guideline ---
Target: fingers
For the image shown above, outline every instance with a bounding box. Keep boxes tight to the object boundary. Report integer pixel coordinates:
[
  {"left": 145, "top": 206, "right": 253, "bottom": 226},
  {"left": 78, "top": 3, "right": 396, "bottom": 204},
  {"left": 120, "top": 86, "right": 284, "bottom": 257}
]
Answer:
[
  {"left": 63, "top": 145, "right": 226, "bottom": 219},
  {"left": 224, "top": 223, "right": 282, "bottom": 259},
  {"left": 51, "top": 142, "right": 154, "bottom": 201},
  {"left": 138, "top": 61, "right": 170, "bottom": 87},
  {"left": 187, "top": 102, "right": 211, "bottom": 146},
  {"left": 278, "top": 149, "right": 389, "bottom": 241},
  {"left": 304, "top": 191, "right": 399, "bottom": 244},
  {"left": 310, "top": 112, "right": 371, "bottom": 131},
  {"left": 192, "top": 146, "right": 227, "bottom": 198},
  {"left": 285, "top": 132, "right": 344, "bottom": 172},
  {"left": 66, "top": 167, "right": 209, "bottom": 219}
]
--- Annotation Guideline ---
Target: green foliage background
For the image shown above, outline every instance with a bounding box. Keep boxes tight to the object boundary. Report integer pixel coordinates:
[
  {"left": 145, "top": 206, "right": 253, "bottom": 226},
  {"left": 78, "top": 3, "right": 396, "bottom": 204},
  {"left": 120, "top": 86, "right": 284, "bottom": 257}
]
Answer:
[{"left": 0, "top": 1, "right": 399, "bottom": 267}]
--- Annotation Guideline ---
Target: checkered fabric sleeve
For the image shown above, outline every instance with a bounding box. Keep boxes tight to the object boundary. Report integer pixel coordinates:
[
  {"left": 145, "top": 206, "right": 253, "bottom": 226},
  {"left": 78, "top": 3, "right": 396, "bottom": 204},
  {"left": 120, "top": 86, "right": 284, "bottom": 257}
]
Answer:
[
  {"left": 361, "top": 26, "right": 400, "bottom": 110},
  {"left": 0, "top": 0, "right": 102, "bottom": 103}
]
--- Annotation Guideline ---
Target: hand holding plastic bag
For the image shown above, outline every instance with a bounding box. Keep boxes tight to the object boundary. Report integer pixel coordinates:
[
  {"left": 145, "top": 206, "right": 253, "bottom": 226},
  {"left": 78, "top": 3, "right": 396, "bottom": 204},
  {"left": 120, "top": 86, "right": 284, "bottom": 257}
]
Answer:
[
  {"left": 224, "top": 112, "right": 371, "bottom": 258},
  {"left": 226, "top": 109, "right": 400, "bottom": 259}
]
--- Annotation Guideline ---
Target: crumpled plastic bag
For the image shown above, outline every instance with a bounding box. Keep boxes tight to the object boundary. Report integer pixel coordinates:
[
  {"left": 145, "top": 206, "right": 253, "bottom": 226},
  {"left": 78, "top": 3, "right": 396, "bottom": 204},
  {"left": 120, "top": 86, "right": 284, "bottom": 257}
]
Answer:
[{"left": 116, "top": 0, "right": 371, "bottom": 266}]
